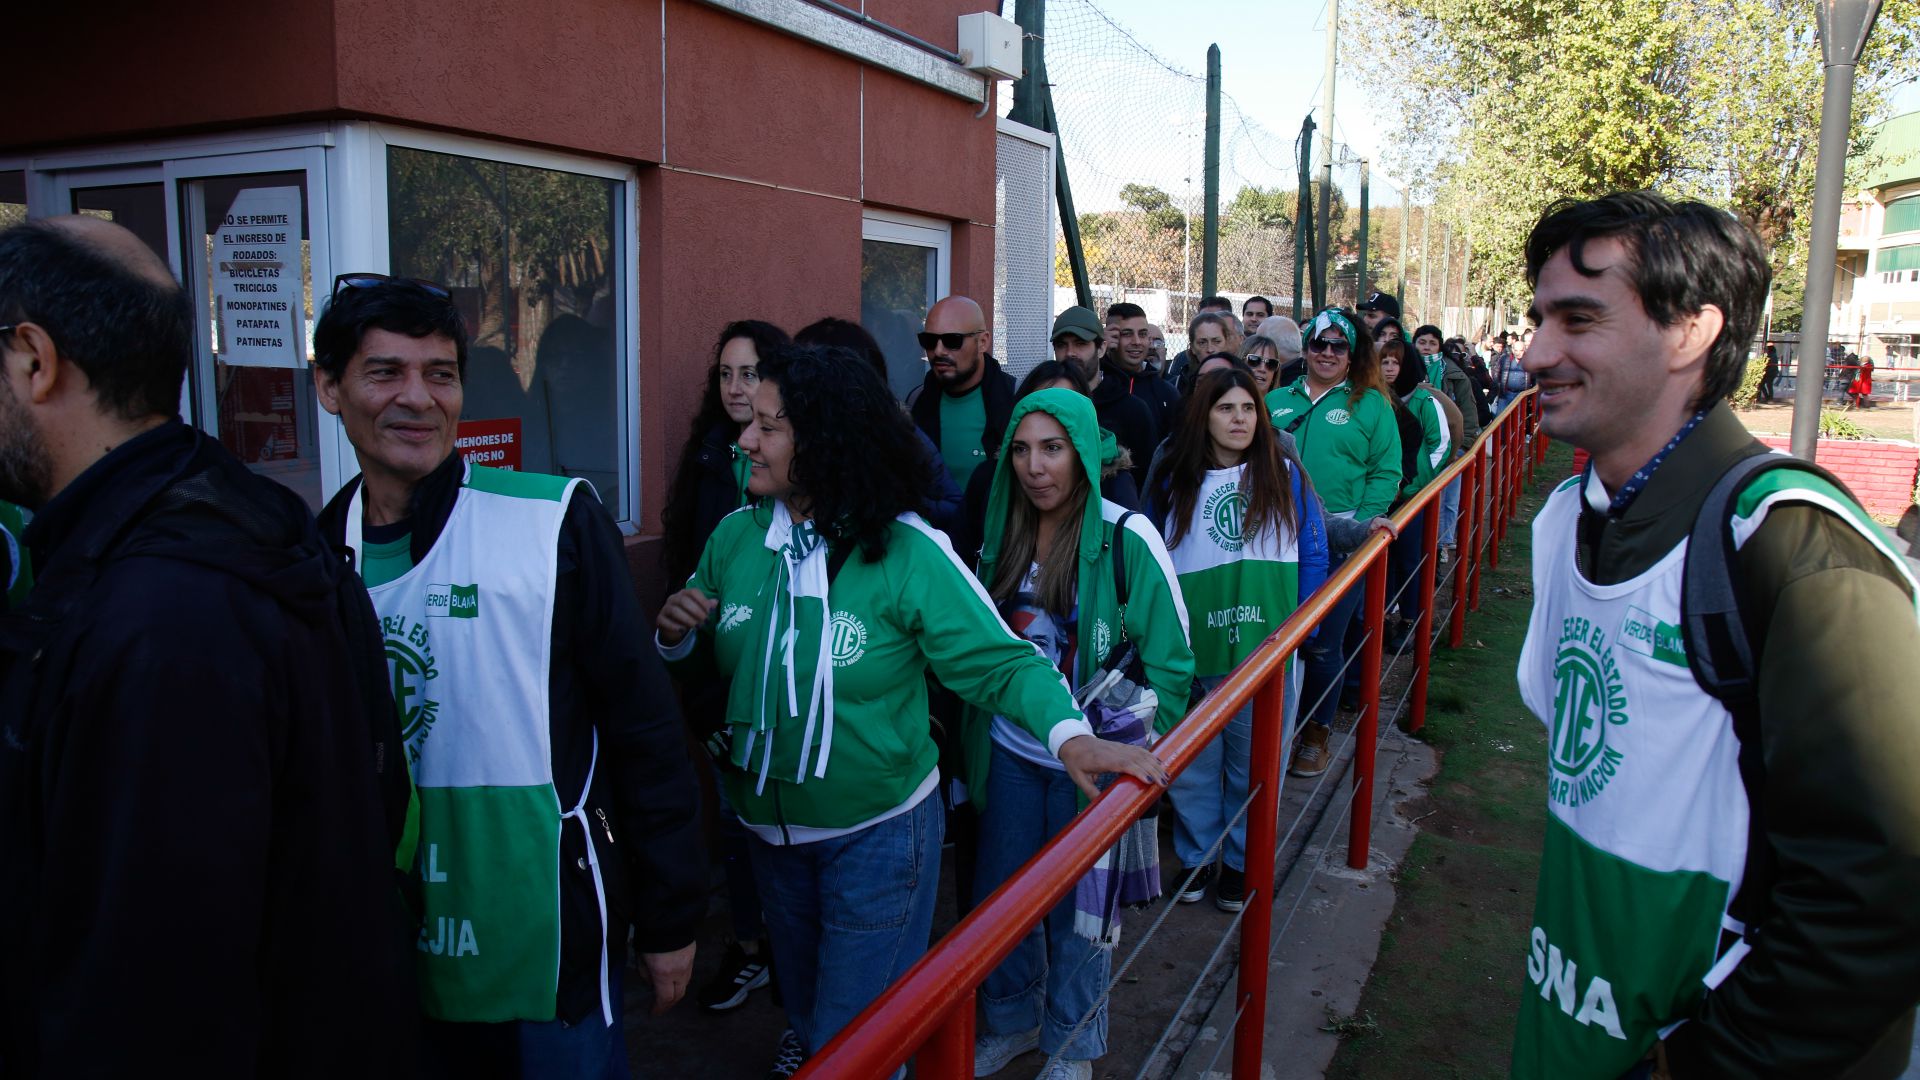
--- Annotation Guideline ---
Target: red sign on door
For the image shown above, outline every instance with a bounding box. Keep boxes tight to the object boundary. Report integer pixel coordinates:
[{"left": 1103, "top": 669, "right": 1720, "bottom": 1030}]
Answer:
[{"left": 456, "top": 417, "right": 523, "bottom": 471}]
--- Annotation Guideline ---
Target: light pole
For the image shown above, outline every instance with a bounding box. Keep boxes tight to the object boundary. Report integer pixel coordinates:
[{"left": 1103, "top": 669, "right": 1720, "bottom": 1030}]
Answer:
[{"left": 1792, "top": 0, "right": 1882, "bottom": 458}]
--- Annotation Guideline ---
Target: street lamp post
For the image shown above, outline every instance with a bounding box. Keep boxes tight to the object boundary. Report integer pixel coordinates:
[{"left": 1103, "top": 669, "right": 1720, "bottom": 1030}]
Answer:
[{"left": 1792, "top": 0, "right": 1882, "bottom": 459}]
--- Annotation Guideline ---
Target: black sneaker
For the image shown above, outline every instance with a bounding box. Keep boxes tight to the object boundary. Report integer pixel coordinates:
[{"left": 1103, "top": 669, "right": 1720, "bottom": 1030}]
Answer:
[
  {"left": 697, "top": 940, "right": 770, "bottom": 1012},
  {"left": 1214, "top": 867, "right": 1248, "bottom": 912},
  {"left": 1173, "top": 863, "right": 1216, "bottom": 904},
  {"left": 766, "top": 1028, "right": 806, "bottom": 1080}
]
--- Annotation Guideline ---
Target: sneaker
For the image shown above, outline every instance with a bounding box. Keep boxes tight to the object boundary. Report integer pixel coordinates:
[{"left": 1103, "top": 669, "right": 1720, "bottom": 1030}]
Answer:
[
  {"left": 1173, "top": 863, "right": 1216, "bottom": 904},
  {"left": 1214, "top": 866, "right": 1248, "bottom": 912},
  {"left": 1290, "top": 723, "right": 1332, "bottom": 778},
  {"left": 697, "top": 939, "right": 770, "bottom": 1012},
  {"left": 766, "top": 1028, "right": 806, "bottom": 1080},
  {"left": 973, "top": 1027, "right": 1039, "bottom": 1077},
  {"left": 1438, "top": 544, "right": 1454, "bottom": 565},
  {"left": 1035, "top": 1058, "right": 1094, "bottom": 1080}
]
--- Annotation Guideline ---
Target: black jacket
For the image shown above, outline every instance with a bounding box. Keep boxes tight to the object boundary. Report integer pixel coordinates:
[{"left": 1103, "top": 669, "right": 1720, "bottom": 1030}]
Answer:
[
  {"left": 1100, "top": 357, "right": 1182, "bottom": 446},
  {"left": 1090, "top": 370, "right": 1160, "bottom": 487},
  {"left": 318, "top": 453, "right": 706, "bottom": 1024},
  {"left": 0, "top": 422, "right": 416, "bottom": 1077},
  {"left": 909, "top": 352, "right": 1017, "bottom": 473}
]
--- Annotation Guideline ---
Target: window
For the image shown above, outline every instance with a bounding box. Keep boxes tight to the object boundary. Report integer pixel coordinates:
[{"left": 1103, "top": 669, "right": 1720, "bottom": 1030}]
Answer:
[
  {"left": 862, "top": 211, "right": 951, "bottom": 401},
  {"left": 1874, "top": 243, "right": 1920, "bottom": 275},
  {"left": 386, "top": 146, "right": 628, "bottom": 519},
  {"left": 1886, "top": 195, "right": 1920, "bottom": 235}
]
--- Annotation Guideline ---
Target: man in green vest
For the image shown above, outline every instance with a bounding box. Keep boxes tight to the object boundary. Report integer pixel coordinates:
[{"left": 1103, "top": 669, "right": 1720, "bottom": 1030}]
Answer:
[
  {"left": 1513, "top": 191, "right": 1920, "bottom": 1079},
  {"left": 313, "top": 275, "right": 706, "bottom": 1078}
]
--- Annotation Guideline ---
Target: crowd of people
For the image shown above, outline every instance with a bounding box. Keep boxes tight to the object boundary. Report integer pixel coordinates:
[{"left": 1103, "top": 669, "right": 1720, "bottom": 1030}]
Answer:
[{"left": 2, "top": 189, "right": 1913, "bottom": 1080}]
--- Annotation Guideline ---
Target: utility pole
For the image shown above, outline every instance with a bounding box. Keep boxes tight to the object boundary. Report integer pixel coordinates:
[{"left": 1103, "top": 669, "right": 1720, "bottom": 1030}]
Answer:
[
  {"left": 1357, "top": 160, "right": 1371, "bottom": 304},
  {"left": 1793, "top": 0, "right": 1884, "bottom": 458},
  {"left": 1294, "top": 115, "right": 1315, "bottom": 321},
  {"left": 1316, "top": 0, "right": 1339, "bottom": 309},
  {"left": 1439, "top": 225, "right": 1452, "bottom": 335},
  {"left": 1008, "top": 0, "right": 1046, "bottom": 129},
  {"left": 1461, "top": 229, "right": 1473, "bottom": 334},
  {"left": 1202, "top": 44, "right": 1221, "bottom": 300},
  {"left": 1397, "top": 182, "right": 1408, "bottom": 300},
  {"left": 1420, "top": 200, "right": 1432, "bottom": 324}
]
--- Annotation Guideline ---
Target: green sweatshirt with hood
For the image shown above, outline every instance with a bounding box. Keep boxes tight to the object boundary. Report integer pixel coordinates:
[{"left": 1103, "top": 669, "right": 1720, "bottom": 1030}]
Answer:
[
  {"left": 664, "top": 501, "right": 1094, "bottom": 842},
  {"left": 1265, "top": 379, "right": 1403, "bottom": 519},
  {"left": 966, "top": 388, "right": 1196, "bottom": 809},
  {"left": 1402, "top": 385, "right": 1449, "bottom": 500}
]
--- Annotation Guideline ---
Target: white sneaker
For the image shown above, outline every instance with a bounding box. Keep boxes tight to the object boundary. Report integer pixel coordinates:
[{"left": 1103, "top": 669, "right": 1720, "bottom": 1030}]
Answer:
[
  {"left": 972, "top": 1027, "right": 1039, "bottom": 1077},
  {"left": 1035, "top": 1058, "right": 1094, "bottom": 1080}
]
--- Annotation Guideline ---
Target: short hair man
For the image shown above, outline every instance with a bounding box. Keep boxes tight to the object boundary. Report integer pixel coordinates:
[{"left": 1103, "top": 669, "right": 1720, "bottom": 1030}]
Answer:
[
  {"left": 1051, "top": 305, "right": 1157, "bottom": 484},
  {"left": 1105, "top": 302, "right": 1181, "bottom": 437},
  {"left": 1242, "top": 295, "right": 1272, "bottom": 336},
  {"left": 1198, "top": 295, "right": 1233, "bottom": 315},
  {"left": 1148, "top": 323, "right": 1169, "bottom": 371},
  {"left": 1356, "top": 290, "right": 1401, "bottom": 330},
  {"left": 312, "top": 275, "right": 706, "bottom": 1075},
  {"left": 1513, "top": 191, "right": 1920, "bottom": 1078},
  {"left": 908, "top": 295, "right": 1013, "bottom": 490},
  {"left": 0, "top": 218, "right": 415, "bottom": 1074}
]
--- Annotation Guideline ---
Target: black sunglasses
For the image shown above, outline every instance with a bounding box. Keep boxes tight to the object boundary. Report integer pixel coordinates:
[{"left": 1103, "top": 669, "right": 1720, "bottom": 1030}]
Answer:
[
  {"left": 1244, "top": 355, "right": 1281, "bottom": 370},
  {"left": 1307, "top": 337, "right": 1351, "bottom": 355},
  {"left": 918, "top": 330, "right": 985, "bottom": 352},
  {"left": 332, "top": 272, "right": 453, "bottom": 301}
]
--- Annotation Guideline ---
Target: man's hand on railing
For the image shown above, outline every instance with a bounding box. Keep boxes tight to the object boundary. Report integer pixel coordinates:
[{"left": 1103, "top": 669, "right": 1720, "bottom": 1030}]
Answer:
[{"left": 1057, "top": 734, "right": 1170, "bottom": 801}]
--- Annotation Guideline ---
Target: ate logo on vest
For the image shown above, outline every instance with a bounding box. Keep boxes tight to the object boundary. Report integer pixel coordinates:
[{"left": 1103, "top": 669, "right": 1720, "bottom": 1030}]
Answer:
[
  {"left": 1092, "top": 618, "right": 1114, "bottom": 663},
  {"left": 1548, "top": 616, "right": 1628, "bottom": 808},
  {"left": 829, "top": 610, "right": 868, "bottom": 668},
  {"left": 1324, "top": 408, "right": 1352, "bottom": 426},
  {"left": 382, "top": 615, "right": 441, "bottom": 763},
  {"left": 1204, "top": 487, "right": 1249, "bottom": 552}
]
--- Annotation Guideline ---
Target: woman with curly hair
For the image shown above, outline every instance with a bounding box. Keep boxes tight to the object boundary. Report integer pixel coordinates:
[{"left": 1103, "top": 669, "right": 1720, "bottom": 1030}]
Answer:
[
  {"left": 655, "top": 346, "right": 1167, "bottom": 1078},
  {"left": 1146, "top": 368, "right": 1326, "bottom": 912}
]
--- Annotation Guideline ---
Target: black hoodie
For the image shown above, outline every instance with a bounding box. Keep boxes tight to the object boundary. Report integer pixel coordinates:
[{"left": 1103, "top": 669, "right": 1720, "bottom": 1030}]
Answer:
[{"left": 0, "top": 422, "right": 415, "bottom": 1077}]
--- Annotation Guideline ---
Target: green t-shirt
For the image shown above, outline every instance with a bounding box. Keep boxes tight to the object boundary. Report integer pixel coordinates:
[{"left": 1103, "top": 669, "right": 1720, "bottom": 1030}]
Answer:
[
  {"left": 939, "top": 385, "right": 989, "bottom": 490},
  {"left": 359, "top": 523, "right": 414, "bottom": 588}
]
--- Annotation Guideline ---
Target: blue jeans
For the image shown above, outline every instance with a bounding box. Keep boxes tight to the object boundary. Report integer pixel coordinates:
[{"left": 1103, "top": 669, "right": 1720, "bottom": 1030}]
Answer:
[
  {"left": 420, "top": 963, "right": 630, "bottom": 1080},
  {"left": 1438, "top": 473, "right": 1463, "bottom": 546},
  {"left": 1301, "top": 550, "right": 1366, "bottom": 733},
  {"left": 750, "top": 788, "right": 943, "bottom": 1057},
  {"left": 1170, "top": 673, "right": 1254, "bottom": 872},
  {"left": 975, "top": 742, "right": 1110, "bottom": 1061}
]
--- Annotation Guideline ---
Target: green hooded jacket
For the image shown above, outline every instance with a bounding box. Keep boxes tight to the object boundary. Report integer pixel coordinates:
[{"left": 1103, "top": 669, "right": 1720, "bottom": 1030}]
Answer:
[
  {"left": 1402, "top": 385, "right": 1449, "bottom": 500},
  {"left": 967, "top": 389, "right": 1196, "bottom": 809}
]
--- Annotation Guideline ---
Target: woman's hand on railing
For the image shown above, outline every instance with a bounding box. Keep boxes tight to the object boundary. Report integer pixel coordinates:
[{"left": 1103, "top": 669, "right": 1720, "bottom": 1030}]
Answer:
[
  {"left": 657, "top": 587, "right": 717, "bottom": 646},
  {"left": 1057, "top": 734, "right": 1170, "bottom": 801},
  {"left": 1368, "top": 516, "right": 1400, "bottom": 540}
]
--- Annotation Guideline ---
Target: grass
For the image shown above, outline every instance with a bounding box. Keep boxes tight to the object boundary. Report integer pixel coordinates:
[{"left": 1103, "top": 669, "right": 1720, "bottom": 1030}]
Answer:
[{"left": 1323, "top": 441, "right": 1571, "bottom": 1080}]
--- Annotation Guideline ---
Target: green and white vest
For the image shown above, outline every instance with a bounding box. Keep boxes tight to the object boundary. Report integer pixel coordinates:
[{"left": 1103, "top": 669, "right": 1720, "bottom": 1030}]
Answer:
[
  {"left": 1164, "top": 464, "right": 1301, "bottom": 677},
  {"left": 347, "top": 464, "right": 596, "bottom": 1025},
  {"left": 1511, "top": 467, "right": 1920, "bottom": 1077}
]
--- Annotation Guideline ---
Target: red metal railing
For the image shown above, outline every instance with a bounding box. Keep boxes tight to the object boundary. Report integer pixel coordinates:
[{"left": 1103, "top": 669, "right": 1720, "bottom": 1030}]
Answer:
[{"left": 796, "top": 388, "right": 1545, "bottom": 1080}]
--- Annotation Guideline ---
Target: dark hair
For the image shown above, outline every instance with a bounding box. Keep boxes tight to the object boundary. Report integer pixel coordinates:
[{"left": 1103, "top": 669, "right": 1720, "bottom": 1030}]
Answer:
[
  {"left": 1181, "top": 351, "right": 1251, "bottom": 398},
  {"left": 1525, "top": 190, "right": 1770, "bottom": 408},
  {"left": 1106, "top": 302, "right": 1147, "bottom": 322},
  {"left": 1379, "top": 338, "right": 1423, "bottom": 398},
  {"left": 0, "top": 220, "right": 191, "bottom": 420},
  {"left": 795, "top": 317, "right": 888, "bottom": 388},
  {"left": 1016, "top": 360, "right": 1090, "bottom": 399},
  {"left": 756, "top": 344, "right": 931, "bottom": 563},
  {"left": 1411, "top": 324, "right": 1444, "bottom": 346},
  {"left": 1199, "top": 296, "right": 1232, "bottom": 312},
  {"left": 1373, "top": 316, "right": 1405, "bottom": 341},
  {"left": 314, "top": 279, "right": 468, "bottom": 380},
  {"left": 1243, "top": 295, "right": 1272, "bottom": 316},
  {"left": 1162, "top": 368, "right": 1297, "bottom": 552},
  {"left": 660, "top": 319, "right": 790, "bottom": 586}
]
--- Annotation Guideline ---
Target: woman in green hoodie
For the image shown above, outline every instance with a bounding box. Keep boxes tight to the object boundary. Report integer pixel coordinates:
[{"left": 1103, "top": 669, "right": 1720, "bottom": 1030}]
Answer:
[
  {"left": 656, "top": 347, "right": 1164, "bottom": 1077},
  {"left": 968, "top": 388, "right": 1195, "bottom": 1080}
]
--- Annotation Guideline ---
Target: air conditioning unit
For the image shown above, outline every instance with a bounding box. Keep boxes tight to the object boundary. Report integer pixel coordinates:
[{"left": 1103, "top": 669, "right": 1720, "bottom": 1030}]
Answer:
[{"left": 957, "top": 12, "right": 1023, "bottom": 81}]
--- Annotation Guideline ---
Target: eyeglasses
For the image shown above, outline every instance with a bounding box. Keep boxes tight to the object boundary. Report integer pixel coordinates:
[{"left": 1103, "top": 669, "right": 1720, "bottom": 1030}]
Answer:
[
  {"left": 1307, "top": 337, "right": 1351, "bottom": 356},
  {"left": 332, "top": 273, "right": 453, "bottom": 301},
  {"left": 1245, "top": 355, "right": 1281, "bottom": 370},
  {"left": 918, "top": 330, "right": 985, "bottom": 352}
]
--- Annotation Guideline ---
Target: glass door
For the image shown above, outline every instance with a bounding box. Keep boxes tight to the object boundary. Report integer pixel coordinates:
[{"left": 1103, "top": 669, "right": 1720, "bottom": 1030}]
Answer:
[{"left": 167, "top": 150, "right": 332, "bottom": 511}]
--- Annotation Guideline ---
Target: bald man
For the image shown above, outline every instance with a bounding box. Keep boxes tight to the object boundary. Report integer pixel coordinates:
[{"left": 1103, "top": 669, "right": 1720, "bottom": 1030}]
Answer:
[
  {"left": 908, "top": 294, "right": 1015, "bottom": 489},
  {"left": 0, "top": 217, "right": 416, "bottom": 1075}
]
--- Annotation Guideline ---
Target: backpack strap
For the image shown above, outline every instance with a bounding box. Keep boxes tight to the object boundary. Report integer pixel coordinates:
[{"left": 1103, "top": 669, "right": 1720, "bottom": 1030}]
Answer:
[{"left": 1681, "top": 452, "right": 1851, "bottom": 930}]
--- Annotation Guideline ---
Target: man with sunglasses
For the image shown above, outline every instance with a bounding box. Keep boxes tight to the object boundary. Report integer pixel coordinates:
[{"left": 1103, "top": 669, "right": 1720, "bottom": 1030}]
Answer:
[
  {"left": 311, "top": 273, "right": 705, "bottom": 1078},
  {"left": 908, "top": 295, "right": 1014, "bottom": 491},
  {"left": 0, "top": 218, "right": 416, "bottom": 1075}
]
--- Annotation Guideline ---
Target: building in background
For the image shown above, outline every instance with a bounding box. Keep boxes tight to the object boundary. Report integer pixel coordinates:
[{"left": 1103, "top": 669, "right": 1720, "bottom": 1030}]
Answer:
[
  {"left": 1832, "top": 110, "right": 1920, "bottom": 373},
  {"left": 1, "top": 0, "right": 1048, "bottom": 598}
]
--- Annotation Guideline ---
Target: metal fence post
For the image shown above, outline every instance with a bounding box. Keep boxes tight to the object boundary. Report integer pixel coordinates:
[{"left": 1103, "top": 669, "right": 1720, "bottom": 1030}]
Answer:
[
  {"left": 1347, "top": 552, "right": 1389, "bottom": 870},
  {"left": 1409, "top": 506, "right": 1442, "bottom": 733},
  {"left": 1488, "top": 424, "right": 1505, "bottom": 570},
  {"left": 1233, "top": 676, "right": 1291, "bottom": 1078},
  {"left": 1467, "top": 452, "right": 1485, "bottom": 612},
  {"left": 1202, "top": 44, "right": 1221, "bottom": 300},
  {"left": 915, "top": 997, "right": 976, "bottom": 1080},
  {"left": 1448, "top": 472, "right": 1469, "bottom": 649}
]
